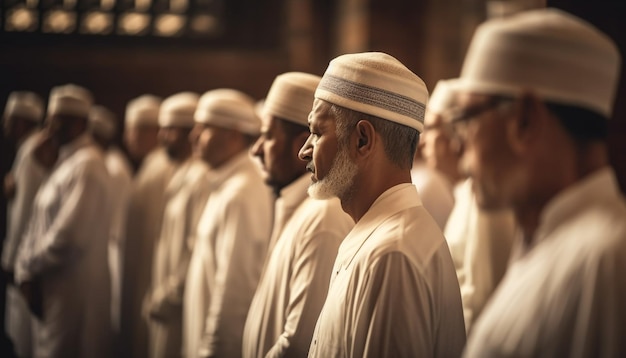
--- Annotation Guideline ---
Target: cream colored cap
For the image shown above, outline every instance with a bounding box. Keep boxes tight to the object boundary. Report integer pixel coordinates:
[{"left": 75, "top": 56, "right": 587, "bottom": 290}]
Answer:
[
  {"left": 125, "top": 94, "right": 162, "bottom": 128},
  {"left": 88, "top": 105, "right": 117, "bottom": 140},
  {"left": 159, "top": 92, "right": 199, "bottom": 128},
  {"left": 4, "top": 91, "right": 44, "bottom": 123},
  {"left": 315, "top": 52, "right": 428, "bottom": 132},
  {"left": 48, "top": 84, "right": 94, "bottom": 118},
  {"left": 457, "top": 8, "right": 621, "bottom": 117},
  {"left": 263, "top": 72, "right": 321, "bottom": 126},
  {"left": 427, "top": 79, "right": 458, "bottom": 115},
  {"left": 195, "top": 89, "right": 260, "bottom": 135}
]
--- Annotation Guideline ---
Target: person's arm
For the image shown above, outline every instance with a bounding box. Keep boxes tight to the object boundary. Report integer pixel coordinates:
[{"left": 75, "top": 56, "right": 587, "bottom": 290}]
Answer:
[{"left": 264, "top": 230, "right": 342, "bottom": 358}]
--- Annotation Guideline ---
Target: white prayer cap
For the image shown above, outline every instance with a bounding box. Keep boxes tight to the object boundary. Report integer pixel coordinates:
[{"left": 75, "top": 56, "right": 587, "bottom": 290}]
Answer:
[
  {"left": 427, "top": 79, "right": 458, "bottom": 115},
  {"left": 263, "top": 72, "right": 321, "bottom": 126},
  {"left": 315, "top": 52, "right": 428, "bottom": 132},
  {"left": 3, "top": 91, "right": 44, "bottom": 123},
  {"left": 125, "top": 94, "right": 162, "bottom": 128},
  {"left": 195, "top": 89, "right": 261, "bottom": 135},
  {"left": 48, "top": 84, "right": 94, "bottom": 118},
  {"left": 159, "top": 92, "right": 199, "bottom": 128},
  {"left": 88, "top": 105, "right": 117, "bottom": 140},
  {"left": 456, "top": 8, "right": 621, "bottom": 118}
]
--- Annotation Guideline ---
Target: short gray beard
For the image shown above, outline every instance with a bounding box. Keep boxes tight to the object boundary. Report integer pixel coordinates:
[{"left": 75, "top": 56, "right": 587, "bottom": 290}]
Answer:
[{"left": 308, "top": 144, "right": 358, "bottom": 200}]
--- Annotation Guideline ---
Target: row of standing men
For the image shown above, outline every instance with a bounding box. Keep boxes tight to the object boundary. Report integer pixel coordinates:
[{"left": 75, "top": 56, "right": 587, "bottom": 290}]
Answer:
[{"left": 3, "top": 7, "right": 626, "bottom": 358}]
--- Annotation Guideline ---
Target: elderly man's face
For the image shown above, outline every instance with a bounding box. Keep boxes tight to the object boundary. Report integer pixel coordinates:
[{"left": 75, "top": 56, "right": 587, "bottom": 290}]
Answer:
[
  {"left": 158, "top": 126, "right": 190, "bottom": 160},
  {"left": 450, "top": 93, "right": 517, "bottom": 210},
  {"left": 124, "top": 125, "right": 159, "bottom": 161},
  {"left": 298, "top": 99, "right": 358, "bottom": 199},
  {"left": 189, "top": 122, "right": 233, "bottom": 169}
]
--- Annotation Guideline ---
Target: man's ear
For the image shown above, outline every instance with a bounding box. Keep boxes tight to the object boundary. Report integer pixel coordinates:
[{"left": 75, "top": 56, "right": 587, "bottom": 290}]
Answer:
[
  {"left": 508, "top": 91, "right": 544, "bottom": 154},
  {"left": 355, "top": 120, "right": 376, "bottom": 156}
]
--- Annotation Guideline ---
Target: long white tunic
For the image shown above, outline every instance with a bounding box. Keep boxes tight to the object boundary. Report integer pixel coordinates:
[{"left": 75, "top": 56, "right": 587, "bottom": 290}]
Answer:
[
  {"left": 14, "top": 134, "right": 114, "bottom": 358},
  {"left": 465, "top": 168, "right": 626, "bottom": 357},
  {"left": 2, "top": 131, "right": 47, "bottom": 358},
  {"left": 104, "top": 146, "right": 133, "bottom": 335},
  {"left": 242, "top": 175, "right": 354, "bottom": 358},
  {"left": 121, "top": 148, "right": 177, "bottom": 358},
  {"left": 147, "top": 159, "right": 211, "bottom": 358},
  {"left": 183, "top": 152, "right": 273, "bottom": 358},
  {"left": 411, "top": 161, "right": 455, "bottom": 230},
  {"left": 444, "top": 179, "right": 516, "bottom": 331},
  {"left": 308, "top": 184, "right": 466, "bottom": 358}
]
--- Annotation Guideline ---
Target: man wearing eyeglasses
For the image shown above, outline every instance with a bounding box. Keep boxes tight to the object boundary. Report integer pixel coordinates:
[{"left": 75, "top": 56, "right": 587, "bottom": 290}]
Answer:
[{"left": 450, "top": 8, "right": 626, "bottom": 357}]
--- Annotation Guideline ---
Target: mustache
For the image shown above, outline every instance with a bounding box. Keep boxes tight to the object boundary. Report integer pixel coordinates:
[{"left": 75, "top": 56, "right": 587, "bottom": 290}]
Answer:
[{"left": 306, "top": 163, "right": 315, "bottom": 173}]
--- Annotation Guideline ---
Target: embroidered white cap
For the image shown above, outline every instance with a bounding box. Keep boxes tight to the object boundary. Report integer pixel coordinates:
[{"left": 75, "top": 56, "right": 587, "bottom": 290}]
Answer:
[
  {"left": 315, "top": 52, "right": 428, "bottom": 132},
  {"left": 195, "top": 89, "right": 260, "bottom": 135},
  {"left": 159, "top": 92, "right": 199, "bottom": 128},
  {"left": 48, "top": 84, "right": 94, "bottom": 118},
  {"left": 427, "top": 79, "right": 459, "bottom": 115},
  {"left": 89, "top": 105, "right": 117, "bottom": 140},
  {"left": 456, "top": 8, "right": 621, "bottom": 118},
  {"left": 3, "top": 91, "right": 44, "bottom": 123},
  {"left": 263, "top": 72, "right": 321, "bottom": 127},
  {"left": 125, "top": 94, "right": 162, "bottom": 129}
]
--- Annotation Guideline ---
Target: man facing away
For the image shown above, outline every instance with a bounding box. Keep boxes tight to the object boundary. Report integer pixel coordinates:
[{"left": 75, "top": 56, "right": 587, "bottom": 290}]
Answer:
[
  {"left": 2, "top": 91, "right": 46, "bottom": 358},
  {"left": 243, "top": 72, "right": 353, "bottom": 358},
  {"left": 299, "top": 52, "right": 466, "bottom": 357},
  {"left": 184, "top": 89, "right": 273, "bottom": 358},
  {"left": 14, "top": 84, "right": 114, "bottom": 358},
  {"left": 448, "top": 9, "right": 625, "bottom": 357}
]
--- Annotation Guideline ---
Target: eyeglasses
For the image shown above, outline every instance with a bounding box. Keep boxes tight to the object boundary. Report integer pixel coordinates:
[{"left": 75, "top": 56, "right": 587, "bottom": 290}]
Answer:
[{"left": 447, "top": 97, "right": 511, "bottom": 140}]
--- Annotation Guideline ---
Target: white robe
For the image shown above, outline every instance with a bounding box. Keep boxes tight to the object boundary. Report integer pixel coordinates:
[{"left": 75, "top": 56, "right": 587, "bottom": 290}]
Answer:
[
  {"left": 14, "top": 134, "right": 114, "bottom": 358},
  {"left": 183, "top": 153, "right": 273, "bottom": 358},
  {"left": 444, "top": 178, "right": 516, "bottom": 331},
  {"left": 147, "top": 159, "right": 211, "bottom": 358},
  {"left": 2, "top": 131, "right": 48, "bottom": 358},
  {"left": 465, "top": 168, "right": 626, "bottom": 357},
  {"left": 121, "top": 148, "right": 177, "bottom": 358},
  {"left": 308, "top": 184, "right": 466, "bottom": 358},
  {"left": 104, "top": 146, "right": 133, "bottom": 336},
  {"left": 242, "top": 175, "right": 353, "bottom": 358},
  {"left": 411, "top": 161, "right": 455, "bottom": 230}
]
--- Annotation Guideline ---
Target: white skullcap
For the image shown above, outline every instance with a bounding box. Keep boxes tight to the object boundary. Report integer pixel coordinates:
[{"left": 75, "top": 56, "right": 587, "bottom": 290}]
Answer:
[
  {"left": 263, "top": 72, "right": 321, "bottom": 126},
  {"left": 88, "top": 105, "right": 117, "bottom": 140},
  {"left": 48, "top": 84, "right": 94, "bottom": 118},
  {"left": 195, "top": 89, "right": 261, "bottom": 135},
  {"left": 4, "top": 91, "right": 44, "bottom": 123},
  {"left": 125, "top": 94, "right": 162, "bottom": 128},
  {"left": 427, "top": 79, "right": 458, "bottom": 115},
  {"left": 315, "top": 52, "right": 428, "bottom": 132},
  {"left": 159, "top": 92, "right": 199, "bottom": 128},
  {"left": 457, "top": 8, "right": 621, "bottom": 118}
]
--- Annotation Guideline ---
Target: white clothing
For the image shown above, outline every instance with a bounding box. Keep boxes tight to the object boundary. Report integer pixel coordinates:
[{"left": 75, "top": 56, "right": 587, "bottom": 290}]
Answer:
[
  {"left": 104, "top": 147, "right": 133, "bottom": 335},
  {"left": 183, "top": 153, "right": 273, "bottom": 358},
  {"left": 411, "top": 161, "right": 455, "bottom": 230},
  {"left": 444, "top": 179, "right": 516, "bottom": 331},
  {"left": 242, "top": 175, "right": 353, "bottom": 358},
  {"left": 308, "top": 184, "right": 466, "bottom": 358},
  {"left": 2, "top": 131, "right": 47, "bottom": 358},
  {"left": 14, "top": 134, "right": 113, "bottom": 358},
  {"left": 147, "top": 159, "right": 211, "bottom": 358},
  {"left": 121, "top": 148, "right": 177, "bottom": 358},
  {"left": 465, "top": 168, "right": 626, "bottom": 357}
]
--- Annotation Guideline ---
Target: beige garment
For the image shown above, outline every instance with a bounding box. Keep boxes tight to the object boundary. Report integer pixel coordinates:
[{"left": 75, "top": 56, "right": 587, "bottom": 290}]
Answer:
[
  {"left": 308, "top": 184, "right": 466, "bottom": 358},
  {"left": 444, "top": 178, "right": 516, "bottom": 331},
  {"left": 465, "top": 168, "right": 626, "bottom": 357},
  {"left": 146, "top": 159, "right": 211, "bottom": 358},
  {"left": 2, "top": 131, "right": 47, "bottom": 358},
  {"left": 411, "top": 161, "right": 455, "bottom": 230},
  {"left": 183, "top": 153, "right": 273, "bottom": 358},
  {"left": 121, "top": 148, "right": 177, "bottom": 358},
  {"left": 14, "top": 135, "right": 114, "bottom": 358},
  {"left": 242, "top": 175, "right": 353, "bottom": 358},
  {"left": 104, "top": 147, "right": 133, "bottom": 335}
]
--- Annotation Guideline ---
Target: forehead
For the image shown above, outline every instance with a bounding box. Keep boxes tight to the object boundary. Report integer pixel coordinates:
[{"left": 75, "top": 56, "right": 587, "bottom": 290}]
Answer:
[{"left": 309, "top": 98, "right": 334, "bottom": 126}]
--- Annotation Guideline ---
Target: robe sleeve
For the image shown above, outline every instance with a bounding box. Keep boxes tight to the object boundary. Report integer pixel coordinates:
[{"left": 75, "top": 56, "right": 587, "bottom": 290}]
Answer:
[
  {"left": 349, "top": 252, "right": 435, "bottom": 358},
  {"left": 265, "top": 229, "right": 342, "bottom": 358},
  {"left": 15, "top": 161, "right": 107, "bottom": 283}
]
